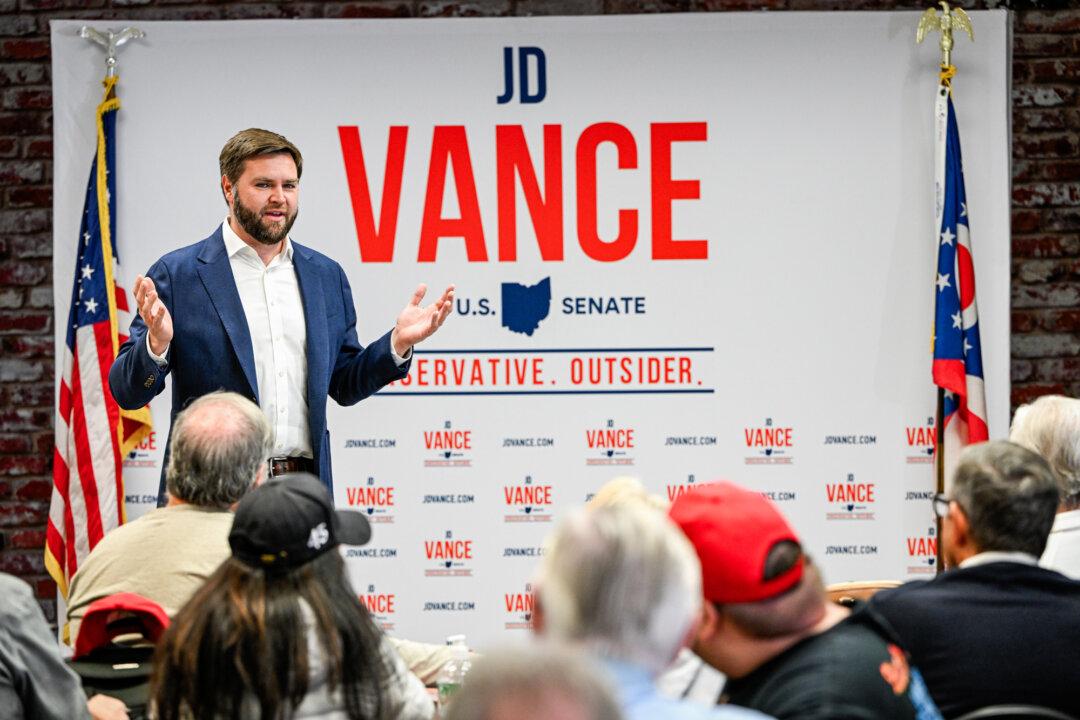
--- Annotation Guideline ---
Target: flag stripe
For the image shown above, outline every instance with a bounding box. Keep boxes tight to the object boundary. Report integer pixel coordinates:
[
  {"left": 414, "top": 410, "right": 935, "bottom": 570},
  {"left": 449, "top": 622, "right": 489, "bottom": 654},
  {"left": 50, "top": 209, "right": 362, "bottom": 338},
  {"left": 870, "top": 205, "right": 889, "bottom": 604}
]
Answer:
[
  {"left": 91, "top": 322, "right": 124, "bottom": 526},
  {"left": 69, "top": 341, "right": 105, "bottom": 549}
]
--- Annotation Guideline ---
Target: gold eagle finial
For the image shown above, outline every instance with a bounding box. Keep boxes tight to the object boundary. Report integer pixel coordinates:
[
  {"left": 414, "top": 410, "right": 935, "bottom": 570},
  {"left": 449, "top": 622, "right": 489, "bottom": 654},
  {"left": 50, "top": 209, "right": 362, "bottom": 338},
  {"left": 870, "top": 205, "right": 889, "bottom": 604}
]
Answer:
[{"left": 916, "top": 2, "right": 974, "bottom": 68}]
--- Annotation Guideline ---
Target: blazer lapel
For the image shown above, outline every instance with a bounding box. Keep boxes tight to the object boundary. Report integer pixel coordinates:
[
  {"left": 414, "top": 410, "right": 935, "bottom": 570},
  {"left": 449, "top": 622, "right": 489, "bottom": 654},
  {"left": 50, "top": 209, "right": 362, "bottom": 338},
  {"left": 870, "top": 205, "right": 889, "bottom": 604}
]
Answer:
[
  {"left": 196, "top": 228, "right": 259, "bottom": 401},
  {"left": 291, "top": 241, "right": 328, "bottom": 423}
]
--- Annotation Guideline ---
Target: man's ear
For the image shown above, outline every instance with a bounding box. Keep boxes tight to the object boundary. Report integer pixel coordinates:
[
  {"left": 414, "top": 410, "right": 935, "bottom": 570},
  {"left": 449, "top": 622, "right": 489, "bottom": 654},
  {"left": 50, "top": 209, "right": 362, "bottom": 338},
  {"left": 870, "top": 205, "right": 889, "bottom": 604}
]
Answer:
[
  {"left": 950, "top": 502, "right": 973, "bottom": 550},
  {"left": 221, "top": 174, "right": 234, "bottom": 208},
  {"left": 696, "top": 600, "right": 722, "bottom": 643},
  {"left": 531, "top": 588, "right": 545, "bottom": 635}
]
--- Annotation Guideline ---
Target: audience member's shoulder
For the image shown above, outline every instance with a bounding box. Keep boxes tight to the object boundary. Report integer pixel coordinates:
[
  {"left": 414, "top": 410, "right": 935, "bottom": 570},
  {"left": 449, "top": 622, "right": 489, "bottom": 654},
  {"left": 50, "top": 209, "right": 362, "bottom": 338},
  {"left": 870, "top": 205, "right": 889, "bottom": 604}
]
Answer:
[
  {"left": 869, "top": 578, "right": 934, "bottom": 608},
  {"left": 1012, "top": 562, "right": 1080, "bottom": 594},
  {"left": 714, "top": 704, "right": 775, "bottom": 720},
  {"left": 0, "top": 572, "right": 37, "bottom": 619},
  {"left": 0, "top": 571, "right": 32, "bottom": 597}
]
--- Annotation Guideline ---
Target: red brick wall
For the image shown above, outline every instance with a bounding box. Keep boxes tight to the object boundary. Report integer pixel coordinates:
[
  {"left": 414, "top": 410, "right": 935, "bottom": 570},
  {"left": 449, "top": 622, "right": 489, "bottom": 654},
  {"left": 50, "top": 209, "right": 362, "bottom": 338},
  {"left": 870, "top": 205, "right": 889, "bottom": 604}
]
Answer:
[{"left": 1, "top": 0, "right": 1076, "bottom": 621}]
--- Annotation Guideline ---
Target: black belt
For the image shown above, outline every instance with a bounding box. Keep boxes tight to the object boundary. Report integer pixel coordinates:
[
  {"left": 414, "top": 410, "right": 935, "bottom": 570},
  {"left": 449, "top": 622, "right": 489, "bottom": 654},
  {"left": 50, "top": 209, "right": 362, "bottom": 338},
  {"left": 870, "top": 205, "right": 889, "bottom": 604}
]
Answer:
[{"left": 268, "top": 456, "right": 315, "bottom": 477}]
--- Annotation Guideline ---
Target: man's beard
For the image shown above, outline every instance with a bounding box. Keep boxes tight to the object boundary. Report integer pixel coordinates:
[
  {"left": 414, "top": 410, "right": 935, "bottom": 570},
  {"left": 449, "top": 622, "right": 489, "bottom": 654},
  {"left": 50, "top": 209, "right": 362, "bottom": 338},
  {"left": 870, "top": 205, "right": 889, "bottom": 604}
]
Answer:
[{"left": 232, "top": 189, "right": 298, "bottom": 246}]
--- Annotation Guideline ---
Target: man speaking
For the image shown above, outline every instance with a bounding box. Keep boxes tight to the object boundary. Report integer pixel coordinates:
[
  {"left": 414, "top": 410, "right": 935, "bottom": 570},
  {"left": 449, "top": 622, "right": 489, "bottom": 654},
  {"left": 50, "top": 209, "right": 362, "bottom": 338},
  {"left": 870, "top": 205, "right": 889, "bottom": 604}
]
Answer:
[{"left": 109, "top": 128, "right": 453, "bottom": 504}]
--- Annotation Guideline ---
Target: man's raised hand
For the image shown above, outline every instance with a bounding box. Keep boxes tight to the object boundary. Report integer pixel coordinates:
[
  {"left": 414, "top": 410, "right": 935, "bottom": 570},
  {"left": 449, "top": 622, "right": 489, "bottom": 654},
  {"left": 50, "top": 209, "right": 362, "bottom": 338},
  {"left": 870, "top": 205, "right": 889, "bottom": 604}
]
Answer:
[
  {"left": 392, "top": 284, "right": 454, "bottom": 357},
  {"left": 134, "top": 275, "right": 173, "bottom": 356}
]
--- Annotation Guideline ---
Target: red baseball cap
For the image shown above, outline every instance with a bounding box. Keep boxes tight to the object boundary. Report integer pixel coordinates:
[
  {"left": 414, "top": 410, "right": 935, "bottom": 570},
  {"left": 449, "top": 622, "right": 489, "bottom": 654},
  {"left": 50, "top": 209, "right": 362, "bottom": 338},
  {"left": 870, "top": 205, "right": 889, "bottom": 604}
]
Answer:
[
  {"left": 74, "top": 592, "right": 170, "bottom": 658},
  {"left": 669, "top": 482, "right": 804, "bottom": 604}
]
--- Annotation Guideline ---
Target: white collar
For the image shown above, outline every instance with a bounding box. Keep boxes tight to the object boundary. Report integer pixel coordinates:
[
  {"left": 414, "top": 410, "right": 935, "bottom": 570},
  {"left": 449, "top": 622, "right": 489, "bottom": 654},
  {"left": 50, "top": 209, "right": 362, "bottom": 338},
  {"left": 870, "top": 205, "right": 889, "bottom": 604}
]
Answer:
[
  {"left": 1051, "top": 509, "right": 1080, "bottom": 533},
  {"left": 221, "top": 217, "right": 292, "bottom": 262},
  {"left": 959, "top": 550, "right": 1040, "bottom": 569}
]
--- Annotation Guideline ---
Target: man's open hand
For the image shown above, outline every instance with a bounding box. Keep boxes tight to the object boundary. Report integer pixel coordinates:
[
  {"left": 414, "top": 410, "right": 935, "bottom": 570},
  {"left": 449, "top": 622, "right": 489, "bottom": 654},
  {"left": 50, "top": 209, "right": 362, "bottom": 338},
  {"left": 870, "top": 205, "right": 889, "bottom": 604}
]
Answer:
[
  {"left": 392, "top": 284, "right": 454, "bottom": 356},
  {"left": 134, "top": 275, "right": 173, "bottom": 356}
]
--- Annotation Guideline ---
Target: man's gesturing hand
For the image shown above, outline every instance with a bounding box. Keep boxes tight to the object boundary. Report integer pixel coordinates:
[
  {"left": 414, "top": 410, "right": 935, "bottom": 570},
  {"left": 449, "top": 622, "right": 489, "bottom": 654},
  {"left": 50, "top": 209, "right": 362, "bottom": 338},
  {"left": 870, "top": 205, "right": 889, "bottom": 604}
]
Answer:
[
  {"left": 134, "top": 275, "right": 173, "bottom": 357},
  {"left": 392, "top": 284, "right": 454, "bottom": 357}
]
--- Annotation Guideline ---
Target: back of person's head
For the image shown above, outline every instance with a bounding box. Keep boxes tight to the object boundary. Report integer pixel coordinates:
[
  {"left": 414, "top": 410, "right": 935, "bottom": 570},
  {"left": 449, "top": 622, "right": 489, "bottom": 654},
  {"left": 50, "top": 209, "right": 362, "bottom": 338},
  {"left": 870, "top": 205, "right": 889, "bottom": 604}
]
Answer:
[
  {"left": 444, "top": 644, "right": 624, "bottom": 720},
  {"left": 951, "top": 440, "right": 1060, "bottom": 556},
  {"left": 586, "top": 476, "right": 668, "bottom": 512},
  {"left": 164, "top": 391, "right": 272, "bottom": 507},
  {"left": 534, "top": 503, "right": 701, "bottom": 674},
  {"left": 669, "top": 482, "right": 825, "bottom": 640},
  {"left": 151, "top": 475, "right": 385, "bottom": 720},
  {"left": 1010, "top": 395, "right": 1080, "bottom": 510}
]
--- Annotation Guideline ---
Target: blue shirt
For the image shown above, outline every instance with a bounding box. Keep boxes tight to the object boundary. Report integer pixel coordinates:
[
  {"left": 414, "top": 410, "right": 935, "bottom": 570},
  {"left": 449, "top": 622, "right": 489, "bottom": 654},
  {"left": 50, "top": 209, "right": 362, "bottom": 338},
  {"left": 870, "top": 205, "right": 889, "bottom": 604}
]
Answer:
[{"left": 602, "top": 659, "right": 774, "bottom": 720}]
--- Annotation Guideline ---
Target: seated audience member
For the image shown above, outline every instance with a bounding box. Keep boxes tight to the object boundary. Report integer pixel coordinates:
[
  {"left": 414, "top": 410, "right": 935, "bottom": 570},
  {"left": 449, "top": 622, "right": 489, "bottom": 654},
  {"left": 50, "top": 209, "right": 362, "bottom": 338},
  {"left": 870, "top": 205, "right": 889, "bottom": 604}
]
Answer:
[
  {"left": 444, "top": 643, "right": 624, "bottom": 720},
  {"left": 66, "top": 391, "right": 271, "bottom": 643},
  {"left": 64, "top": 391, "right": 451, "bottom": 682},
  {"left": 1009, "top": 394, "right": 1080, "bottom": 578},
  {"left": 151, "top": 473, "right": 434, "bottom": 720},
  {"left": 870, "top": 440, "right": 1080, "bottom": 719},
  {"left": 670, "top": 482, "right": 941, "bottom": 720},
  {"left": 587, "top": 476, "right": 726, "bottom": 706},
  {"left": 533, "top": 502, "right": 771, "bottom": 720},
  {"left": 0, "top": 572, "right": 128, "bottom": 720}
]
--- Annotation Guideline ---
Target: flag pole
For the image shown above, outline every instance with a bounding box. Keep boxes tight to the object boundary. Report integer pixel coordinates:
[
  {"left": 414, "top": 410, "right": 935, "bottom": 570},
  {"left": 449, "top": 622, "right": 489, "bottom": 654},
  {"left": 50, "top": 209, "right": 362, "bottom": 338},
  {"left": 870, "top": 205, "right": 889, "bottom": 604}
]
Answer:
[
  {"left": 917, "top": 2, "right": 973, "bottom": 575},
  {"left": 936, "top": 388, "right": 945, "bottom": 573}
]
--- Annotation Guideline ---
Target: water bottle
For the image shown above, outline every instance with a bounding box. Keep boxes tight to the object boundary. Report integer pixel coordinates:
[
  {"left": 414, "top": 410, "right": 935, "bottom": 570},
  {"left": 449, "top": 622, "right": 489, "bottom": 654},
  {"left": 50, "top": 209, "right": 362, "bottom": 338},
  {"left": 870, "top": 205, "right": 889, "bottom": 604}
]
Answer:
[{"left": 436, "top": 634, "right": 471, "bottom": 705}]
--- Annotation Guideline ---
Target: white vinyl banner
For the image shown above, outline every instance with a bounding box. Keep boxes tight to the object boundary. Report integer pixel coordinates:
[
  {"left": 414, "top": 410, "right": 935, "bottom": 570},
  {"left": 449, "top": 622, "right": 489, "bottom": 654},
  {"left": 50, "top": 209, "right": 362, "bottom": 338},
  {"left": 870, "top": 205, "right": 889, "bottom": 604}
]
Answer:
[{"left": 52, "top": 12, "right": 1011, "bottom": 648}]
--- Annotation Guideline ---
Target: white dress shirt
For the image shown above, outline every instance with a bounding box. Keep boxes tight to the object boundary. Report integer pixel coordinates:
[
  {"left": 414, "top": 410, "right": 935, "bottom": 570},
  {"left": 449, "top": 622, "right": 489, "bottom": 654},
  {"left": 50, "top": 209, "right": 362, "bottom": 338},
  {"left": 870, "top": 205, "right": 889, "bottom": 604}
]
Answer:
[
  {"left": 149, "top": 220, "right": 409, "bottom": 460},
  {"left": 220, "top": 220, "right": 311, "bottom": 457},
  {"left": 1041, "top": 509, "right": 1080, "bottom": 580}
]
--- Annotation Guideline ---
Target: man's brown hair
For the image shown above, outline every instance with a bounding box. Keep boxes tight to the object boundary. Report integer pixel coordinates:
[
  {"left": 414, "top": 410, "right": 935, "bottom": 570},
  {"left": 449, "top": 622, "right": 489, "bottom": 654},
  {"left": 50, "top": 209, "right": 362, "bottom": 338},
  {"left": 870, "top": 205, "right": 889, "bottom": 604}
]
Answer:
[
  {"left": 719, "top": 543, "right": 825, "bottom": 639},
  {"left": 218, "top": 128, "right": 303, "bottom": 185}
]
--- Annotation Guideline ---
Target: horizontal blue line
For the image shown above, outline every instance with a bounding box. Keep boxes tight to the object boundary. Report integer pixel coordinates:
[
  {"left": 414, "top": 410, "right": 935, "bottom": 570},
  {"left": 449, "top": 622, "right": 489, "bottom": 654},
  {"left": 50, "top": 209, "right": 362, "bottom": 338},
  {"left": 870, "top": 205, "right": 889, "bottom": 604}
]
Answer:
[
  {"left": 413, "top": 347, "right": 714, "bottom": 354},
  {"left": 377, "top": 389, "right": 715, "bottom": 396}
]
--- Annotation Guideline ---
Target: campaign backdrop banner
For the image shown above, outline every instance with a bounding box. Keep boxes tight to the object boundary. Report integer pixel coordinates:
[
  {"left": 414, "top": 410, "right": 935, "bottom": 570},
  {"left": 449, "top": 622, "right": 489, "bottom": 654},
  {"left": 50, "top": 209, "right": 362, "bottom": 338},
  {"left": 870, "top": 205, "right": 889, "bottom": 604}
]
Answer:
[{"left": 52, "top": 12, "right": 1011, "bottom": 648}]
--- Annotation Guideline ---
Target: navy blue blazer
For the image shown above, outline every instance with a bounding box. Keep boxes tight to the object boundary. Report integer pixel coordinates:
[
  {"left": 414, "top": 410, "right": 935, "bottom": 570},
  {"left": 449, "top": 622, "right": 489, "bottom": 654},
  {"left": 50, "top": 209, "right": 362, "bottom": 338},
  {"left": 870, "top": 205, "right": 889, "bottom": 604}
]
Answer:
[
  {"left": 108, "top": 226, "right": 409, "bottom": 502},
  {"left": 870, "top": 561, "right": 1080, "bottom": 718}
]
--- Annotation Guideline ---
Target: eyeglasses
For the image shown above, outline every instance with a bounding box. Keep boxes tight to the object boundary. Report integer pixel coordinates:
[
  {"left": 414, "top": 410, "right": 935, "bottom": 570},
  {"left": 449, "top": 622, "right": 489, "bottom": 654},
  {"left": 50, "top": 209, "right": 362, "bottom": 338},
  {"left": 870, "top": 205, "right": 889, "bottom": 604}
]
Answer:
[{"left": 932, "top": 493, "right": 951, "bottom": 519}]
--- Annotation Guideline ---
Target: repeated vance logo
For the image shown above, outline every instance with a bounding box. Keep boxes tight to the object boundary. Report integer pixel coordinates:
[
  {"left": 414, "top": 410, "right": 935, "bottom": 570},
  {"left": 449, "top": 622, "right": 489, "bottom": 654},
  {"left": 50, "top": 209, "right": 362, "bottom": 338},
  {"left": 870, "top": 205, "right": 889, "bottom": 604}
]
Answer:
[
  {"left": 503, "top": 476, "right": 553, "bottom": 522},
  {"left": 744, "top": 418, "right": 794, "bottom": 465},
  {"left": 504, "top": 583, "right": 535, "bottom": 630},
  {"left": 424, "top": 530, "right": 474, "bottom": 577},
  {"left": 423, "top": 421, "right": 473, "bottom": 468}
]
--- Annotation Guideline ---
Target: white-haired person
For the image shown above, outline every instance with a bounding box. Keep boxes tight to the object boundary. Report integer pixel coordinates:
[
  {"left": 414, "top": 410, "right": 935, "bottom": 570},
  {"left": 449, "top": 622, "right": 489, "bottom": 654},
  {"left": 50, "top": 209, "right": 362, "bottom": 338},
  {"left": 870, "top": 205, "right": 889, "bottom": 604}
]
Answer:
[
  {"left": 586, "top": 477, "right": 725, "bottom": 706},
  {"left": 1010, "top": 394, "right": 1080, "bottom": 578},
  {"left": 443, "top": 643, "right": 624, "bottom": 720},
  {"left": 532, "top": 502, "right": 772, "bottom": 720}
]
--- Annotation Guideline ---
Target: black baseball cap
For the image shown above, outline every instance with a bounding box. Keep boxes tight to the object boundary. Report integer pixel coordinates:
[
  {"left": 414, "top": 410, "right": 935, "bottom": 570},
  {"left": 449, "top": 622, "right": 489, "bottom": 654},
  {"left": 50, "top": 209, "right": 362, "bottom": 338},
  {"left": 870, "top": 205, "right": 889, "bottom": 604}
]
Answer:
[{"left": 229, "top": 473, "right": 371, "bottom": 572}]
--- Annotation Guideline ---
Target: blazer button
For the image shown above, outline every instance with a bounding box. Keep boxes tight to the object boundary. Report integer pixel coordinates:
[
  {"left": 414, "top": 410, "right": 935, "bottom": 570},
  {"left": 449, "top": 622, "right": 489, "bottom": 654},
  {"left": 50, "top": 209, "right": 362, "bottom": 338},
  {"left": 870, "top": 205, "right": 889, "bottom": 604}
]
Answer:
[{"left": 144, "top": 375, "right": 154, "bottom": 388}]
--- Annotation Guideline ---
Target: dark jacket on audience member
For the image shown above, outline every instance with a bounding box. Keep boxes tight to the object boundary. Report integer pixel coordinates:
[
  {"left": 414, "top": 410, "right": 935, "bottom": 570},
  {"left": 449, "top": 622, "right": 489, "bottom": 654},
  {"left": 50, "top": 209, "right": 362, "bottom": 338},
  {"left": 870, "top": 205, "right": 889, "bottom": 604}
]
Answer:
[
  {"left": 869, "top": 561, "right": 1080, "bottom": 719},
  {"left": 722, "top": 603, "right": 941, "bottom": 720}
]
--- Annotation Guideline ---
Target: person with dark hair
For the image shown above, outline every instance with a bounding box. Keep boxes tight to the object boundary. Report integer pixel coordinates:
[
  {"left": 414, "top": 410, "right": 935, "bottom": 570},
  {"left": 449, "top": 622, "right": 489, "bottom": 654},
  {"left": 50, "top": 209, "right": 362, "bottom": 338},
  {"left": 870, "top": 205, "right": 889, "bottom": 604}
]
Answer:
[
  {"left": 669, "top": 482, "right": 942, "bottom": 720},
  {"left": 65, "top": 391, "right": 272, "bottom": 645},
  {"left": 108, "top": 127, "right": 454, "bottom": 505},
  {"left": 870, "top": 440, "right": 1080, "bottom": 718},
  {"left": 151, "top": 473, "right": 434, "bottom": 720}
]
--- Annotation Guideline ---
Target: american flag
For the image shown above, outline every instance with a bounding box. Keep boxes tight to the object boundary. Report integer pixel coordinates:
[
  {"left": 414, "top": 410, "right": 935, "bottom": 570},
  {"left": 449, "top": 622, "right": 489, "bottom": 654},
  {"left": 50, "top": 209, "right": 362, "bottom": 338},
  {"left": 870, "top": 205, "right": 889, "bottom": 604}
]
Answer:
[
  {"left": 932, "top": 72, "right": 988, "bottom": 457},
  {"left": 46, "top": 77, "right": 152, "bottom": 597}
]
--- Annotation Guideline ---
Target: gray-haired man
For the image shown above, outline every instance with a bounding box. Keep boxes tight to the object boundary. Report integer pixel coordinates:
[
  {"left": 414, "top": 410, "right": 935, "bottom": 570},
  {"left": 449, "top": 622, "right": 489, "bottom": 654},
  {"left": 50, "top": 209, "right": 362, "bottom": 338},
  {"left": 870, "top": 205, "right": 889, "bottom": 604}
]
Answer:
[
  {"left": 870, "top": 440, "right": 1080, "bottom": 718},
  {"left": 533, "top": 503, "right": 772, "bottom": 720},
  {"left": 65, "top": 391, "right": 271, "bottom": 645}
]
